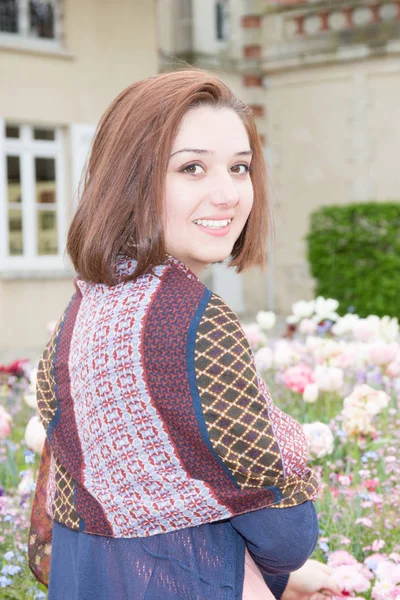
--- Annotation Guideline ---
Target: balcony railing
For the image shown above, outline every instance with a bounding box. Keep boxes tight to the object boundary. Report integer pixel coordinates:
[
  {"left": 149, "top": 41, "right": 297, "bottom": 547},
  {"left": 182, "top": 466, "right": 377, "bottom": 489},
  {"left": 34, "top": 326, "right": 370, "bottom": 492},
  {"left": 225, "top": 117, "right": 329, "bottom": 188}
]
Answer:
[{"left": 264, "top": 0, "right": 400, "bottom": 69}]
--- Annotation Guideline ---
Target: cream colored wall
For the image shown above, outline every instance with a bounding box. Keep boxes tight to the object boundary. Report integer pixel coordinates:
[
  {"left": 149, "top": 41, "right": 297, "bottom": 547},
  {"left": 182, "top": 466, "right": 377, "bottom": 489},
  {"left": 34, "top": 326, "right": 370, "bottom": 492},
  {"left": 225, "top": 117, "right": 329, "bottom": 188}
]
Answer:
[
  {"left": 0, "top": 0, "right": 158, "bottom": 358},
  {"left": 0, "top": 0, "right": 158, "bottom": 125},
  {"left": 0, "top": 278, "right": 75, "bottom": 360},
  {"left": 266, "top": 56, "right": 400, "bottom": 314}
]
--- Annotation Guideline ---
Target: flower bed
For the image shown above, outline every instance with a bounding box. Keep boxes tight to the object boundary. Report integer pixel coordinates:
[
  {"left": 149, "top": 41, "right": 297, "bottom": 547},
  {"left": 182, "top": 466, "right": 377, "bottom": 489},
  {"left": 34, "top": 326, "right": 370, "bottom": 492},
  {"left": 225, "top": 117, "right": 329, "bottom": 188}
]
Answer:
[
  {"left": 245, "top": 298, "right": 400, "bottom": 599},
  {"left": 0, "top": 363, "right": 46, "bottom": 599}
]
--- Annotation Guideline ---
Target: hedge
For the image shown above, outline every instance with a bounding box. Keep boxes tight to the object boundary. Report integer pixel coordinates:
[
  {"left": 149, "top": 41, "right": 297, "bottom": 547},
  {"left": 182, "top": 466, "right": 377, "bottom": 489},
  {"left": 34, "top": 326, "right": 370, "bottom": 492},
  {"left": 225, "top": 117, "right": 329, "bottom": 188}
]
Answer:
[{"left": 306, "top": 203, "right": 400, "bottom": 318}]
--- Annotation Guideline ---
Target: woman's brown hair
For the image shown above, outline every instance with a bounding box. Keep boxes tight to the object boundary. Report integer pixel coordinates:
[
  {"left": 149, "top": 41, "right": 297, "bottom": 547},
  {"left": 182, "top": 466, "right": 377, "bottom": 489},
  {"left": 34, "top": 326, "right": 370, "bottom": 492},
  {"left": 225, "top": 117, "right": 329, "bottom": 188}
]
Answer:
[{"left": 67, "top": 69, "right": 269, "bottom": 285}]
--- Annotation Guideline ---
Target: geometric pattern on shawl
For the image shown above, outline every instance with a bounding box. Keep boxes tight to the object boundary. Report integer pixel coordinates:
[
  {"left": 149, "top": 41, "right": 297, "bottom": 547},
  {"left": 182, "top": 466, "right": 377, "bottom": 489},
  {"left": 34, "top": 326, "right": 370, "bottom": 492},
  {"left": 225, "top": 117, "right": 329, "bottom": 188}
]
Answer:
[
  {"left": 28, "top": 438, "right": 53, "bottom": 588},
  {"left": 36, "top": 314, "right": 64, "bottom": 431},
  {"left": 195, "top": 294, "right": 320, "bottom": 507},
  {"left": 52, "top": 457, "right": 80, "bottom": 529},
  {"left": 36, "top": 311, "right": 80, "bottom": 529},
  {"left": 29, "top": 310, "right": 80, "bottom": 587}
]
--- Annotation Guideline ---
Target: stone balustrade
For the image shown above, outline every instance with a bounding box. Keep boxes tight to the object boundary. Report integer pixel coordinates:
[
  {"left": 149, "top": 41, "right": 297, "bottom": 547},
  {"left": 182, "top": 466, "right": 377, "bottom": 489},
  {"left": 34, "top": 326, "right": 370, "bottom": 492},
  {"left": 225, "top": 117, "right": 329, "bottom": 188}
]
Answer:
[
  {"left": 286, "top": 1, "right": 400, "bottom": 37},
  {"left": 263, "top": 0, "right": 400, "bottom": 69}
]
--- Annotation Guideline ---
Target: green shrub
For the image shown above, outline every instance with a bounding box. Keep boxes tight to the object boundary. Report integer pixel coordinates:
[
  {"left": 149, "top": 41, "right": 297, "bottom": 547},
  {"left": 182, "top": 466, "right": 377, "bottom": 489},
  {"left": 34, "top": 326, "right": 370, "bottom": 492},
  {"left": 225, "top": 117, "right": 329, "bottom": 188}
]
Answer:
[{"left": 306, "top": 202, "right": 400, "bottom": 318}]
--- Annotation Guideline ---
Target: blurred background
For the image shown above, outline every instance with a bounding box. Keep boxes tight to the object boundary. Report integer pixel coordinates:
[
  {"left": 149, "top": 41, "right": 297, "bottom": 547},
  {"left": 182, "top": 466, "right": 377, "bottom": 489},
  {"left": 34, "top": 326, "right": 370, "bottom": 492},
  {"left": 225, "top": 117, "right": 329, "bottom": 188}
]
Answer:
[{"left": 0, "top": 0, "right": 399, "bottom": 359}]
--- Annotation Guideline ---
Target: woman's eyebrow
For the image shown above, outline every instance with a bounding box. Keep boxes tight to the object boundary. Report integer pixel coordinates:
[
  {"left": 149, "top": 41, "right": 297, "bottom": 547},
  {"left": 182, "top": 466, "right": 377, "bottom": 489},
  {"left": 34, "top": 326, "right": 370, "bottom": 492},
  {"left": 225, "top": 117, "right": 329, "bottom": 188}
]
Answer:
[{"left": 169, "top": 148, "right": 253, "bottom": 158}]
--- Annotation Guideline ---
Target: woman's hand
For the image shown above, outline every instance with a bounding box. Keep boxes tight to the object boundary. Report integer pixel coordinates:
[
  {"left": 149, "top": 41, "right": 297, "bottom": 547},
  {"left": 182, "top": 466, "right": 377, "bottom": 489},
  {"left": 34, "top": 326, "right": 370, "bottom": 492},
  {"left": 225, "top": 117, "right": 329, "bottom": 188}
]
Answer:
[
  {"left": 281, "top": 559, "right": 345, "bottom": 600},
  {"left": 243, "top": 549, "right": 275, "bottom": 600}
]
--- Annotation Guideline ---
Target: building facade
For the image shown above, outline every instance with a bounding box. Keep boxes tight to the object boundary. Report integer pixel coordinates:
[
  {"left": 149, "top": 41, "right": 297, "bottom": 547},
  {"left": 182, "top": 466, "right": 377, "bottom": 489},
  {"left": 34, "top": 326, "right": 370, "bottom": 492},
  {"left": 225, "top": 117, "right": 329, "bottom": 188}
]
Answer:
[
  {"left": 158, "top": 0, "right": 400, "bottom": 314},
  {"left": 0, "top": 0, "right": 158, "bottom": 358}
]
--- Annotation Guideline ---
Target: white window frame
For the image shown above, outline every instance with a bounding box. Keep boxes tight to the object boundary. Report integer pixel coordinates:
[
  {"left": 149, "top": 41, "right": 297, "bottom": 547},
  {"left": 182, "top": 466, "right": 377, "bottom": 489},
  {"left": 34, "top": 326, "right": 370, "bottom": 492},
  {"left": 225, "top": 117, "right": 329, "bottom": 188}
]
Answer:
[
  {"left": 0, "top": 119, "right": 67, "bottom": 273},
  {"left": 0, "top": 0, "right": 63, "bottom": 51}
]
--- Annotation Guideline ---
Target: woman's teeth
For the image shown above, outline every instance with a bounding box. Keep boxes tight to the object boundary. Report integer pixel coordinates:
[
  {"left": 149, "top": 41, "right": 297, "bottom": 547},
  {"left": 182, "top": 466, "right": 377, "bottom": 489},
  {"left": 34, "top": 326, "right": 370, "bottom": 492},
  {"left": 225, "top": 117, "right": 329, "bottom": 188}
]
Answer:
[{"left": 194, "top": 219, "right": 232, "bottom": 229}]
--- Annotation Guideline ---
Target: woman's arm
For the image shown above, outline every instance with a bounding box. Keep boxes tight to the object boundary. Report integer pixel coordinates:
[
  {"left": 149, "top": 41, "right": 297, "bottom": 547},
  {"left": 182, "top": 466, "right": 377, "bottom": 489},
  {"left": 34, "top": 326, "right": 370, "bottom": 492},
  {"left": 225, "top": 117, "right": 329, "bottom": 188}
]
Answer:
[
  {"left": 231, "top": 501, "right": 319, "bottom": 575},
  {"left": 190, "top": 291, "right": 320, "bottom": 508}
]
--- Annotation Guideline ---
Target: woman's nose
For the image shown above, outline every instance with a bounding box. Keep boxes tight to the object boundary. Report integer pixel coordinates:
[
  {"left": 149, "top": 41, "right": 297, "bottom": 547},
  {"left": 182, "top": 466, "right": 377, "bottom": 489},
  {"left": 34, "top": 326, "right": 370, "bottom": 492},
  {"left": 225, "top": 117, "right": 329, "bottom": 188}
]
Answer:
[{"left": 209, "top": 174, "right": 240, "bottom": 206}]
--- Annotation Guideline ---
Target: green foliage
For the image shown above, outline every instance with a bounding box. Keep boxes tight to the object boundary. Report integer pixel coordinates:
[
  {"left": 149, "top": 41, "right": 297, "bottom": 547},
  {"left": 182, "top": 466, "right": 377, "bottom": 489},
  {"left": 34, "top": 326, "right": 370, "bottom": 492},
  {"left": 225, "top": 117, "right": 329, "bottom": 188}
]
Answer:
[{"left": 306, "top": 203, "right": 400, "bottom": 317}]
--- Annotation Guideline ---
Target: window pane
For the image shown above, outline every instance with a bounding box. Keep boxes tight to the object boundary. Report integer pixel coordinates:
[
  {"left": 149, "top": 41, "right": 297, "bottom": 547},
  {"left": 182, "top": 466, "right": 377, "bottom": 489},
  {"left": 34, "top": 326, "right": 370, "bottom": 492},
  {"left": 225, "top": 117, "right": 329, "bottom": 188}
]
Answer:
[
  {"left": 35, "top": 157, "right": 56, "bottom": 204},
  {"left": 7, "top": 156, "right": 21, "bottom": 203},
  {"left": 30, "top": 1, "right": 55, "bottom": 39},
  {"left": 8, "top": 208, "right": 23, "bottom": 255},
  {"left": 34, "top": 128, "right": 55, "bottom": 141},
  {"left": 6, "top": 125, "right": 20, "bottom": 138},
  {"left": 37, "top": 210, "right": 58, "bottom": 255},
  {"left": 0, "top": 0, "right": 18, "bottom": 33},
  {"left": 216, "top": 2, "right": 224, "bottom": 40}
]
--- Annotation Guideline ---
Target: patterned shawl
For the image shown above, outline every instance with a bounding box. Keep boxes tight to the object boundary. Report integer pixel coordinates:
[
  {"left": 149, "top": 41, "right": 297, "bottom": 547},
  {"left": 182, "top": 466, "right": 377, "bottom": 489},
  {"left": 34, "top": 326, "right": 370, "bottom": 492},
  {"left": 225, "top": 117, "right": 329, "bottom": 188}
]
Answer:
[{"left": 28, "top": 256, "right": 320, "bottom": 586}]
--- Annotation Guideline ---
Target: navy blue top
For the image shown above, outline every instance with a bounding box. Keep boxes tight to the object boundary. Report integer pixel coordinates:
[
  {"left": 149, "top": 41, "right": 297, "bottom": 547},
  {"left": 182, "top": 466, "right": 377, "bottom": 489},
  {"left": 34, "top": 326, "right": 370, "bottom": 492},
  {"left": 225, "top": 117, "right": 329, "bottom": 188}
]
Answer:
[{"left": 48, "top": 501, "right": 318, "bottom": 600}]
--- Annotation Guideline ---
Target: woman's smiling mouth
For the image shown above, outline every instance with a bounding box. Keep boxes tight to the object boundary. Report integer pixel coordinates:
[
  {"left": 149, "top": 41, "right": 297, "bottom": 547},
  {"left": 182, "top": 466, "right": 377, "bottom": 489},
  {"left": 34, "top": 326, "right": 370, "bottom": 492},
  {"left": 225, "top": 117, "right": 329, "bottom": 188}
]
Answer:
[
  {"left": 193, "top": 218, "right": 232, "bottom": 229},
  {"left": 193, "top": 218, "right": 233, "bottom": 236}
]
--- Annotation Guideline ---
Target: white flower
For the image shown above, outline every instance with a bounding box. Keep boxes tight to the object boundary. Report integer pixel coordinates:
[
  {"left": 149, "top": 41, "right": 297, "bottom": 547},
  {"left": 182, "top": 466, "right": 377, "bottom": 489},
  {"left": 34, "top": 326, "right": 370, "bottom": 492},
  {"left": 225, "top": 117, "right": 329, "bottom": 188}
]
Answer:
[
  {"left": 298, "top": 318, "right": 317, "bottom": 335},
  {"left": 343, "top": 384, "right": 389, "bottom": 417},
  {"left": 17, "top": 469, "right": 35, "bottom": 495},
  {"left": 341, "top": 405, "right": 374, "bottom": 436},
  {"left": 286, "top": 300, "right": 315, "bottom": 324},
  {"left": 47, "top": 320, "right": 57, "bottom": 334},
  {"left": 378, "top": 316, "right": 399, "bottom": 342},
  {"left": 25, "top": 416, "right": 46, "bottom": 454},
  {"left": 368, "top": 341, "right": 398, "bottom": 366},
  {"left": 312, "top": 296, "right": 339, "bottom": 324},
  {"left": 331, "top": 313, "right": 360, "bottom": 336},
  {"left": 303, "top": 422, "right": 334, "bottom": 458},
  {"left": 242, "top": 323, "right": 267, "bottom": 350},
  {"left": 313, "top": 339, "right": 342, "bottom": 363},
  {"left": 24, "top": 393, "right": 38, "bottom": 409},
  {"left": 256, "top": 311, "right": 276, "bottom": 331},
  {"left": 254, "top": 347, "right": 273, "bottom": 372},
  {"left": 24, "top": 366, "right": 38, "bottom": 408},
  {"left": 330, "top": 341, "right": 369, "bottom": 371},
  {"left": 313, "top": 365, "right": 344, "bottom": 392},
  {"left": 273, "top": 340, "right": 301, "bottom": 368},
  {"left": 29, "top": 367, "right": 38, "bottom": 390},
  {"left": 303, "top": 383, "right": 319, "bottom": 404}
]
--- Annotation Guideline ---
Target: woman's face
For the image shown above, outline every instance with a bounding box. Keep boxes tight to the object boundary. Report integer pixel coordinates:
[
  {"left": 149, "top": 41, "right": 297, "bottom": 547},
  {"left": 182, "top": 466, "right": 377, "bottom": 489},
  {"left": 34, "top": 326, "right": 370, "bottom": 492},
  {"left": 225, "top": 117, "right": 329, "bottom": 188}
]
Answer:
[{"left": 164, "top": 106, "right": 254, "bottom": 275}]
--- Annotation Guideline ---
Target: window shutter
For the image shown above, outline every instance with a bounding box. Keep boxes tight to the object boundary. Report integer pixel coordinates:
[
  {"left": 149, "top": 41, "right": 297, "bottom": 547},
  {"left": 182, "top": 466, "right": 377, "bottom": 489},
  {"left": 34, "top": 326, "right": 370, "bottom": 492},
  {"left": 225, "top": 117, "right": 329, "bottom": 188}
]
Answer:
[{"left": 70, "top": 124, "right": 96, "bottom": 208}]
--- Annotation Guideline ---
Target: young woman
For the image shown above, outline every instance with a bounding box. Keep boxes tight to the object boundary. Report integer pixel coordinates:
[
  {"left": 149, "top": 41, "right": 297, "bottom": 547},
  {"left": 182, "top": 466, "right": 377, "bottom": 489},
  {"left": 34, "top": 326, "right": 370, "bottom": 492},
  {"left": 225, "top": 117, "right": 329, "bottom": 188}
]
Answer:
[{"left": 28, "top": 70, "right": 342, "bottom": 599}]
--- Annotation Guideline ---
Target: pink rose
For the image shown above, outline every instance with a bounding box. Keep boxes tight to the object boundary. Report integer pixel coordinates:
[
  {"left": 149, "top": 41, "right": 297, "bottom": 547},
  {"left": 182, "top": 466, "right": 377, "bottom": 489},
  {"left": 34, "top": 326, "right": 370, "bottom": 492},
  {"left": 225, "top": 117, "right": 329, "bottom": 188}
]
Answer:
[
  {"left": 242, "top": 324, "right": 266, "bottom": 350},
  {"left": 328, "top": 550, "right": 359, "bottom": 568},
  {"left": 371, "top": 580, "right": 400, "bottom": 600},
  {"left": 387, "top": 359, "right": 400, "bottom": 378},
  {"left": 368, "top": 342, "right": 398, "bottom": 366},
  {"left": 282, "top": 364, "right": 314, "bottom": 394},
  {"left": 352, "top": 318, "right": 378, "bottom": 342},
  {"left": 0, "top": 406, "right": 12, "bottom": 439},
  {"left": 372, "top": 539, "right": 385, "bottom": 552},
  {"left": 375, "top": 560, "right": 400, "bottom": 584},
  {"left": 333, "top": 565, "right": 371, "bottom": 594}
]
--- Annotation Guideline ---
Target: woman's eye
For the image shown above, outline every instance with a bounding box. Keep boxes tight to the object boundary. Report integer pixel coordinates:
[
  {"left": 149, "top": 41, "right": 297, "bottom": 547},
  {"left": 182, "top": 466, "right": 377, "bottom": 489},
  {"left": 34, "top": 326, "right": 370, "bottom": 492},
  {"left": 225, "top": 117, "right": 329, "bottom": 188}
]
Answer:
[
  {"left": 181, "top": 163, "right": 204, "bottom": 175},
  {"left": 231, "top": 164, "right": 250, "bottom": 175}
]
